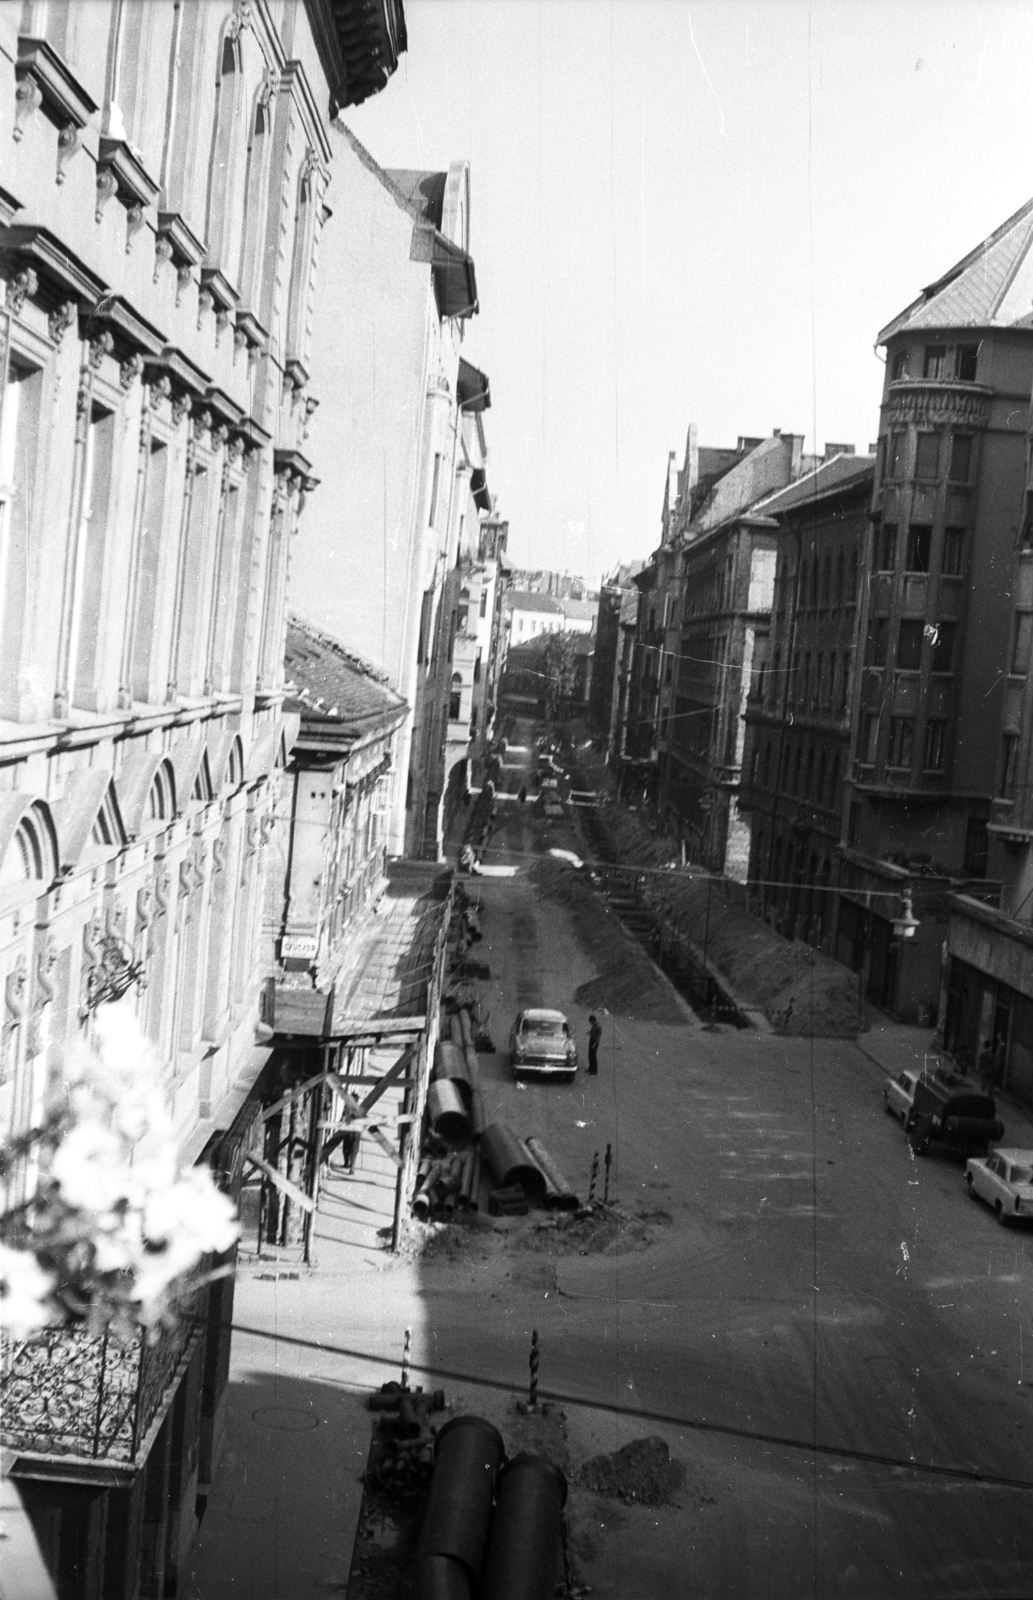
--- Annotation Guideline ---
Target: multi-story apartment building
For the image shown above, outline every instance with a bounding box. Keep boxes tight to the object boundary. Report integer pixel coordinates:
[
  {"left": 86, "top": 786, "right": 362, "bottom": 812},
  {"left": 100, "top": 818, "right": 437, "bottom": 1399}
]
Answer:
[
  {"left": 0, "top": 4, "right": 404, "bottom": 1595},
  {"left": 467, "top": 512, "right": 510, "bottom": 777},
  {"left": 844, "top": 198, "right": 1033, "bottom": 1021},
  {"left": 936, "top": 204, "right": 1033, "bottom": 1097},
  {"left": 662, "top": 432, "right": 813, "bottom": 875},
  {"left": 739, "top": 452, "right": 872, "bottom": 945},
  {"left": 291, "top": 129, "right": 482, "bottom": 861},
  {"left": 616, "top": 429, "right": 766, "bottom": 821}
]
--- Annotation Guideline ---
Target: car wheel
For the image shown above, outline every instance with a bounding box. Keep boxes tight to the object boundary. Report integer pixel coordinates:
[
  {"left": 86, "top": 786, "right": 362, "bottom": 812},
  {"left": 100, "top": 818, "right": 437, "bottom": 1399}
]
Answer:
[
  {"left": 995, "top": 1200, "right": 1011, "bottom": 1227},
  {"left": 883, "top": 1097, "right": 893, "bottom": 1115},
  {"left": 909, "top": 1122, "right": 930, "bottom": 1157},
  {"left": 966, "top": 1174, "right": 977, "bottom": 1199}
]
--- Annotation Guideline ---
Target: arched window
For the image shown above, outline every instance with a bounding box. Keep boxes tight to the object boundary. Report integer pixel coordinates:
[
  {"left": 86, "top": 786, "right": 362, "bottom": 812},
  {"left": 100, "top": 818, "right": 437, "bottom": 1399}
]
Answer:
[
  {"left": 829, "top": 755, "right": 840, "bottom": 810},
  {"left": 799, "top": 561, "right": 808, "bottom": 609},
  {"left": 835, "top": 550, "right": 844, "bottom": 607},
  {"left": 284, "top": 151, "right": 325, "bottom": 387},
  {"left": 147, "top": 764, "right": 173, "bottom": 823},
  {"left": 238, "top": 84, "right": 274, "bottom": 316},
  {"left": 0, "top": 803, "right": 56, "bottom": 888},
  {"left": 792, "top": 747, "right": 802, "bottom": 796},
  {"left": 204, "top": 31, "right": 247, "bottom": 290},
  {"left": 822, "top": 555, "right": 831, "bottom": 608},
  {"left": 449, "top": 673, "right": 462, "bottom": 722},
  {"left": 817, "top": 751, "right": 826, "bottom": 808},
  {"left": 804, "top": 748, "right": 814, "bottom": 801},
  {"left": 0, "top": 818, "right": 42, "bottom": 884},
  {"left": 227, "top": 736, "right": 244, "bottom": 789},
  {"left": 763, "top": 741, "right": 771, "bottom": 787}
]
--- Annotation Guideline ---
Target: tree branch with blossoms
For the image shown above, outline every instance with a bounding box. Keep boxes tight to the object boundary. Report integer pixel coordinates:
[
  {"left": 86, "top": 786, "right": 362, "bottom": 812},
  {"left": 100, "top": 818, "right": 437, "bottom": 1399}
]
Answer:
[{"left": 0, "top": 1003, "right": 239, "bottom": 1342}]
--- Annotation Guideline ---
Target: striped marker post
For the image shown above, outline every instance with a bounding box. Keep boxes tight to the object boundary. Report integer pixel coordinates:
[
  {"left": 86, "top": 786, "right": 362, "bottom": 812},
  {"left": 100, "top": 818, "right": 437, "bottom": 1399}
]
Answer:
[
  {"left": 588, "top": 1151, "right": 599, "bottom": 1206},
  {"left": 401, "top": 1326, "right": 412, "bottom": 1392},
  {"left": 604, "top": 1143, "right": 612, "bottom": 1204},
  {"left": 528, "top": 1329, "right": 540, "bottom": 1411}
]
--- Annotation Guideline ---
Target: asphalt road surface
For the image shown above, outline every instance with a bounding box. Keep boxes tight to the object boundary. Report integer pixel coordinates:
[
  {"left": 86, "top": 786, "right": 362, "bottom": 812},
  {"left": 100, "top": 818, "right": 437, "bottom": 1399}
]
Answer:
[{"left": 419, "top": 722, "right": 1033, "bottom": 1598}]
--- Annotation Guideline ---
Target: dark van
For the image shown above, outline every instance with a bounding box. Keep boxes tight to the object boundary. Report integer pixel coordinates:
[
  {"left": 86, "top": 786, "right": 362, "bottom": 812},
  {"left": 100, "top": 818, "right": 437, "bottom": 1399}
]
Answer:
[{"left": 907, "top": 1068, "right": 1004, "bottom": 1158}]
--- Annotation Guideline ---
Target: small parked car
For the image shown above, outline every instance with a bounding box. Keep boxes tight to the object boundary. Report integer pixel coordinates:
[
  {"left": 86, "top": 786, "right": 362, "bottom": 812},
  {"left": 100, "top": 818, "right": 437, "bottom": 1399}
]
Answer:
[
  {"left": 509, "top": 1009, "right": 578, "bottom": 1081},
  {"left": 965, "top": 1149, "right": 1033, "bottom": 1225},
  {"left": 883, "top": 1069, "right": 922, "bottom": 1125},
  {"left": 906, "top": 1067, "right": 1004, "bottom": 1158}
]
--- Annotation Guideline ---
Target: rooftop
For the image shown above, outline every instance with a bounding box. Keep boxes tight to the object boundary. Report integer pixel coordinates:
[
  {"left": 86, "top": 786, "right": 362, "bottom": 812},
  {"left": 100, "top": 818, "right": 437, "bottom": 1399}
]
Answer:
[
  {"left": 753, "top": 453, "right": 876, "bottom": 519},
  {"left": 284, "top": 616, "right": 407, "bottom": 738},
  {"left": 331, "top": 862, "right": 452, "bottom": 1027},
  {"left": 879, "top": 195, "right": 1033, "bottom": 339},
  {"left": 505, "top": 590, "right": 566, "bottom": 615}
]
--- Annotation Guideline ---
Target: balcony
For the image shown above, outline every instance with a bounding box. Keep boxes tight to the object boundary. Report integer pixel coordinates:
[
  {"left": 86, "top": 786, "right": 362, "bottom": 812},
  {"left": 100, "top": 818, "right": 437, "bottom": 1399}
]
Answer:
[{"left": 1, "top": 1310, "right": 198, "bottom": 1473}]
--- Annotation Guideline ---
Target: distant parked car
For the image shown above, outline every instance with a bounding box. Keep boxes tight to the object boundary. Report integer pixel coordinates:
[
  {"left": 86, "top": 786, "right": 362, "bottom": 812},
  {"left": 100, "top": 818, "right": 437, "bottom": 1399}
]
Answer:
[
  {"left": 509, "top": 1009, "right": 578, "bottom": 1081},
  {"left": 883, "top": 1070, "right": 922, "bottom": 1125},
  {"left": 907, "top": 1067, "right": 1004, "bottom": 1158},
  {"left": 965, "top": 1149, "right": 1033, "bottom": 1225}
]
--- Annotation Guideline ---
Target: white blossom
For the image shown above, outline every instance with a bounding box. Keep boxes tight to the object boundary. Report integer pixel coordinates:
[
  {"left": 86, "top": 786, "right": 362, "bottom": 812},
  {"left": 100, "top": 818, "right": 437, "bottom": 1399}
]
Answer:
[
  {"left": 4, "top": 1001, "right": 240, "bottom": 1331},
  {"left": 0, "top": 1243, "right": 57, "bottom": 1339}
]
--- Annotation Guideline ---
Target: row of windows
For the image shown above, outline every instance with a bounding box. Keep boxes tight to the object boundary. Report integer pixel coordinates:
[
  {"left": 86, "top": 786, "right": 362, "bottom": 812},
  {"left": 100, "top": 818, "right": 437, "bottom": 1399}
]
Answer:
[
  {"left": 750, "top": 737, "right": 842, "bottom": 813},
  {"left": 793, "top": 547, "right": 858, "bottom": 612},
  {"left": 875, "top": 520, "right": 964, "bottom": 576},
  {"left": 881, "top": 429, "right": 973, "bottom": 485},
  {"left": 891, "top": 343, "right": 980, "bottom": 383},
  {"left": 858, "top": 712, "right": 947, "bottom": 772},
  {"left": 866, "top": 616, "right": 956, "bottom": 673}
]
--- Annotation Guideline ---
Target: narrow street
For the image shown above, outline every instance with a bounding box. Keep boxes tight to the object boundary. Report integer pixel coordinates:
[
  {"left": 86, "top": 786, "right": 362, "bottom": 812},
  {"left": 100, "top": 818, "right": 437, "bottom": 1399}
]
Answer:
[
  {"left": 186, "top": 720, "right": 1033, "bottom": 1600},
  {"left": 415, "top": 719, "right": 1033, "bottom": 1597}
]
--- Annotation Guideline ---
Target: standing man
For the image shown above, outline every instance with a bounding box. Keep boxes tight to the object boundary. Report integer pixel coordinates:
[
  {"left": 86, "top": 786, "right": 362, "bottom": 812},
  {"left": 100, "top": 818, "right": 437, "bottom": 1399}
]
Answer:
[{"left": 587, "top": 1014, "right": 602, "bottom": 1076}]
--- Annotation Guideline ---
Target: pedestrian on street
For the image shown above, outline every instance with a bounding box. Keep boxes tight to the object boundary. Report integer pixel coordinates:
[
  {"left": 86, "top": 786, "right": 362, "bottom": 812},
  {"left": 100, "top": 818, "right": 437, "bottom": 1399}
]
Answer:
[{"left": 588, "top": 1014, "right": 602, "bottom": 1076}]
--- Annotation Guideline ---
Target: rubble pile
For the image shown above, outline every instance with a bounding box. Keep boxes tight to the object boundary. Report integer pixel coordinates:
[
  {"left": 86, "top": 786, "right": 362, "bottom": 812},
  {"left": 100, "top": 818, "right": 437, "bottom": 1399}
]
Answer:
[{"left": 578, "top": 1436, "right": 686, "bottom": 1507}]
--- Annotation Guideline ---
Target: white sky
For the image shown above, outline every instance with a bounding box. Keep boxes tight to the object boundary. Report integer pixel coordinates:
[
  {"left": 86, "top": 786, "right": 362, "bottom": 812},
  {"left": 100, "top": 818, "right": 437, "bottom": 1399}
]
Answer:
[{"left": 343, "top": 0, "right": 1033, "bottom": 583}]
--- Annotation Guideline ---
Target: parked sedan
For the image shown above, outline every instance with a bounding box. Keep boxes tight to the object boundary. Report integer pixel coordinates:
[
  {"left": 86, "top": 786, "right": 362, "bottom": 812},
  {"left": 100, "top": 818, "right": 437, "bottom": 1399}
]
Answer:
[
  {"left": 883, "top": 1069, "right": 922, "bottom": 1125},
  {"left": 965, "top": 1148, "right": 1033, "bottom": 1225},
  {"left": 509, "top": 1009, "right": 578, "bottom": 1081}
]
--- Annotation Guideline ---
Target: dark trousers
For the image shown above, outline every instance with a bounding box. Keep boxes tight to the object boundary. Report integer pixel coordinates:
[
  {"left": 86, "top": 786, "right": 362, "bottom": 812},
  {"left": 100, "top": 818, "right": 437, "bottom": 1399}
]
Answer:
[{"left": 588, "top": 1045, "right": 599, "bottom": 1075}]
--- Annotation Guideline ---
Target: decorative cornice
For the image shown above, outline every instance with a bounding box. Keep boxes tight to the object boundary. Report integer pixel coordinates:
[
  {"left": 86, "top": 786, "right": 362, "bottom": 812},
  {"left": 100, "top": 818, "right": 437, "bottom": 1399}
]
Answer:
[{"left": 886, "top": 380, "right": 992, "bottom": 431}]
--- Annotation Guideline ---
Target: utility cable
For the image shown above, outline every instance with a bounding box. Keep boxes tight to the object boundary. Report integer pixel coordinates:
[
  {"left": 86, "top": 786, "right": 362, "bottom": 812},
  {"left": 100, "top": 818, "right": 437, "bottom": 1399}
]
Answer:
[{"left": 221, "top": 1318, "right": 1033, "bottom": 1493}]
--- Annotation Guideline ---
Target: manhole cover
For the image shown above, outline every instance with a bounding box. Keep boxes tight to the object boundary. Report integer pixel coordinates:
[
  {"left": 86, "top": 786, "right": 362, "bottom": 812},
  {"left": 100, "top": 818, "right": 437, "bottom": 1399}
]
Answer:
[{"left": 251, "top": 1406, "right": 319, "bottom": 1431}]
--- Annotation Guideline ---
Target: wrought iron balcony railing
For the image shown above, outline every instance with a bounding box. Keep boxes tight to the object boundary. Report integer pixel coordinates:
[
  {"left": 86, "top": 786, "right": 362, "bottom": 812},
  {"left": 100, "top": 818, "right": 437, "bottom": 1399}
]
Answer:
[{"left": 1, "top": 1309, "right": 198, "bottom": 1468}]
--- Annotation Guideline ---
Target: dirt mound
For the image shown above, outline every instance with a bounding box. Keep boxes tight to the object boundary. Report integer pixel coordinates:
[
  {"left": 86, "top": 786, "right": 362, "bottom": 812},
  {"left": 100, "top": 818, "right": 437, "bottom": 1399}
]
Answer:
[
  {"left": 579, "top": 1436, "right": 685, "bottom": 1506},
  {"left": 532, "top": 858, "right": 685, "bottom": 1025}
]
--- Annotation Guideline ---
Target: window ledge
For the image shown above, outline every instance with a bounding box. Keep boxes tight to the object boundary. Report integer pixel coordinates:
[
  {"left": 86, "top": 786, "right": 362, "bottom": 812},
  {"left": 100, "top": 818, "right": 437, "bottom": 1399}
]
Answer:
[{"left": 16, "top": 37, "right": 98, "bottom": 131}]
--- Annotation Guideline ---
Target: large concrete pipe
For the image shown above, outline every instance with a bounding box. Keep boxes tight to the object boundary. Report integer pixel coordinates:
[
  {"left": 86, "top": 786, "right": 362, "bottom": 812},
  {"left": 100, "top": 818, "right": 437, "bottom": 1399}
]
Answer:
[
  {"left": 426, "top": 1080, "right": 471, "bottom": 1148},
  {"left": 480, "top": 1454, "right": 568, "bottom": 1600},
  {"left": 524, "top": 1137, "right": 579, "bottom": 1211},
  {"left": 481, "top": 1123, "right": 547, "bottom": 1200},
  {"left": 398, "top": 1553, "right": 471, "bottom": 1600},
  {"left": 414, "top": 1415, "right": 505, "bottom": 1583},
  {"left": 433, "top": 1041, "right": 473, "bottom": 1107}
]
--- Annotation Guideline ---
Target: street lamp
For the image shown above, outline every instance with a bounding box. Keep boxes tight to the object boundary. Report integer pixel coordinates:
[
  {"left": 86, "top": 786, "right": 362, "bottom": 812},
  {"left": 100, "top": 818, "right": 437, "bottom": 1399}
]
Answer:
[
  {"left": 858, "top": 888, "right": 921, "bottom": 1024},
  {"left": 892, "top": 888, "right": 920, "bottom": 942}
]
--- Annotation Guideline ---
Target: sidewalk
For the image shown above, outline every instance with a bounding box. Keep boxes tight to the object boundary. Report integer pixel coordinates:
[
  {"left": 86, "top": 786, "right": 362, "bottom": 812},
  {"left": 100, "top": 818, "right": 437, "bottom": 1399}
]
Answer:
[{"left": 181, "top": 1139, "right": 413, "bottom": 1599}]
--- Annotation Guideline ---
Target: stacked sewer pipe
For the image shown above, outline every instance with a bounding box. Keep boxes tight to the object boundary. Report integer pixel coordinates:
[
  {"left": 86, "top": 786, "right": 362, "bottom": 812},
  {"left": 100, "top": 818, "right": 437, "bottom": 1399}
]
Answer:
[
  {"left": 411, "top": 1006, "right": 579, "bottom": 1221},
  {"left": 399, "top": 1416, "right": 567, "bottom": 1600}
]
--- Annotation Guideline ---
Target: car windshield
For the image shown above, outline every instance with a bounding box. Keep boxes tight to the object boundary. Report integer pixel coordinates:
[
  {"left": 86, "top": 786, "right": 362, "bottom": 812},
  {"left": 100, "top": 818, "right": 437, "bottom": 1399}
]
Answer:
[
  {"left": 1007, "top": 1163, "right": 1033, "bottom": 1183},
  {"left": 522, "top": 1017, "right": 565, "bottom": 1037}
]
